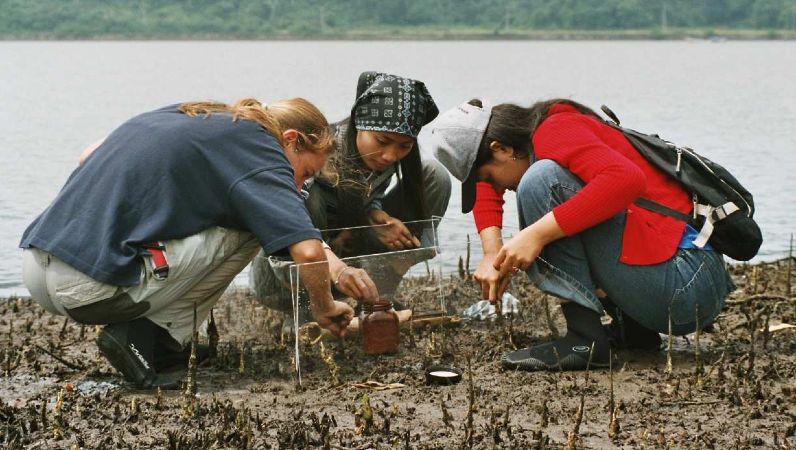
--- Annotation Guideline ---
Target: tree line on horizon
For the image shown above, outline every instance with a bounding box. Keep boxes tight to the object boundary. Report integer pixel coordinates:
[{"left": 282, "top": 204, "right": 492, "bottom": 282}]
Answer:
[{"left": 2, "top": 0, "right": 795, "bottom": 37}]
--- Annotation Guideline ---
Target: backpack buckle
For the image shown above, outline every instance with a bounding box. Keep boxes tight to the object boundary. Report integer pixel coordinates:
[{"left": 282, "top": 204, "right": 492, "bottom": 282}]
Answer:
[{"left": 711, "top": 202, "right": 740, "bottom": 222}]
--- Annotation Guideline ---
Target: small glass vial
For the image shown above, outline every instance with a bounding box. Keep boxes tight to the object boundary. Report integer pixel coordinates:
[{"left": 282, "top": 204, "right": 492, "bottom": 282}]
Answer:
[{"left": 361, "top": 299, "right": 400, "bottom": 355}]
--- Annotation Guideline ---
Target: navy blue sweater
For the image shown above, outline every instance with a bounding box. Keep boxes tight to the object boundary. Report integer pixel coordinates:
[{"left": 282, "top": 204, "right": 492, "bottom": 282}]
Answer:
[{"left": 20, "top": 105, "right": 320, "bottom": 286}]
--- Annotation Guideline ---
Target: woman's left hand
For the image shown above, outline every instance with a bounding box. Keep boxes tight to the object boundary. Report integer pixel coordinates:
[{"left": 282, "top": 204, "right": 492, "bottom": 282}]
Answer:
[
  {"left": 492, "top": 226, "right": 545, "bottom": 279},
  {"left": 367, "top": 210, "right": 421, "bottom": 250},
  {"left": 333, "top": 266, "right": 379, "bottom": 302},
  {"left": 492, "top": 212, "right": 566, "bottom": 280}
]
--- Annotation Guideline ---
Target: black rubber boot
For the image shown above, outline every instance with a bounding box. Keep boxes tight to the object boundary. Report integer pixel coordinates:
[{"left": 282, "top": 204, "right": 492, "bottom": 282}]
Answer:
[
  {"left": 502, "top": 302, "right": 611, "bottom": 371},
  {"left": 96, "top": 318, "right": 183, "bottom": 389},
  {"left": 600, "top": 297, "right": 662, "bottom": 351},
  {"left": 151, "top": 326, "right": 210, "bottom": 372}
]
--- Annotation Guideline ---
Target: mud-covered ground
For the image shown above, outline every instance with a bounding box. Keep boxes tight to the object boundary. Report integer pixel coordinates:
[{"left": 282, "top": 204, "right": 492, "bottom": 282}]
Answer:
[{"left": 2, "top": 258, "right": 796, "bottom": 449}]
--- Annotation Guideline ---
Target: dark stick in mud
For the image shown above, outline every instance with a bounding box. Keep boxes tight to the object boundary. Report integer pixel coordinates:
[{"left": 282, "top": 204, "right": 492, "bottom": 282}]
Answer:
[
  {"left": 465, "top": 234, "right": 471, "bottom": 279},
  {"left": 666, "top": 309, "right": 674, "bottom": 379},
  {"left": 33, "top": 343, "right": 85, "bottom": 371},
  {"left": 58, "top": 316, "right": 68, "bottom": 339},
  {"left": 506, "top": 307, "right": 516, "bottom": 350},
  {"left": 608, "top": 349, "right": 621, "bottom": 440},
  {"left": 585, "top": 341, "right": 595, "bottom": 384},
  {"left": 504, "top": 403, "right": 511, "bottom": 437},
  {"left": 462, "top": 356, "right": 475, "bottom": 450},
  {"left": 608, "top": 349, "right": 615, "bottom": 416},
  {"left": 6, "top": 304, "right": 12, "bottom": 345},
  {"left": 762, "top": 304, "right": 772, "bottom": 350},
  {"left": 695, "top": 304, "right": 704, "bottom": 387},
  {"left": 727, "top": 293, "right": 790, "bottom": 305},
  {"left": 440, "top": 395, "right": 452, "bottom": 429},
  {"left": 785, "top": 233, "right": 793, "bottom": 297},
  {"left": 184, "top": 302, "right": 199, "bottom": 417},
  {"left": 238, "top": 339, "right": 245, "bottom": 375},
  {"left": 408, "top": 296, "right": 416, "bottom": 349},
  {"left": 207, "top": 308, "right": 219, "bottom": 361},
  {"left": 752, "top": 266, "right": 759, "bottom": 294},
  {"left": 539, "top": 398, "right": 549, "bottom": 428},
  {"left": 155, "top": 386, "right": 163, "bottom": 410},
  {"left": 553, "top": 346, "right": 563, "bottom": 375},
  {"left": 744, "top": 307, "right": 757, "bottom": 380},
  {"left": 39, "top": 398, "right": 47, "bottom": 430}
]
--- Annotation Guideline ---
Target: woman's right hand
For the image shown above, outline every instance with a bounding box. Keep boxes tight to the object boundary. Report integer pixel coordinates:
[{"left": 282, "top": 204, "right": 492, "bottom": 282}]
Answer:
[
  {"left": 475, "top": 226, "right": 506, "bottom": 303},
  {"left": 311, "top": 300, "right": 355, "bottom": 338},
  {"left": 474, "top": 255, "right": 509, "bottom": 303},
  {"left": 368, "top": 209, "right": 421, "bottom": 250},
  {"left": 333, "top": 265, "right": 379, "bottom": 302}
]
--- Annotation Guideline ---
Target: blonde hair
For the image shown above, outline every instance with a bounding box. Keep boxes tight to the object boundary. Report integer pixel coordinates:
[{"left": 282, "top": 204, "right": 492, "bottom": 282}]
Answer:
[{"left": 178, "top": 97, "right": 335, "bottom": 157}]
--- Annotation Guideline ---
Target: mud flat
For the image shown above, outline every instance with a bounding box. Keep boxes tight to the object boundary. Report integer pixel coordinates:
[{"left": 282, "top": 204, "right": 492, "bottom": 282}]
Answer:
[{"left": 2, "top": 258, "right": 795, "bottom": 449}]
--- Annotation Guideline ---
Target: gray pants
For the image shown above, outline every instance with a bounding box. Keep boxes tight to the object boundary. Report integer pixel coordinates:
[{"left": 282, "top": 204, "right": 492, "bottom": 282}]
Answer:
[
  {"left": 23, "top": 227, "right": 260, "bottom": 345},
  {"left": 251, "top": 157, "right": 451, "bottom": 311}
]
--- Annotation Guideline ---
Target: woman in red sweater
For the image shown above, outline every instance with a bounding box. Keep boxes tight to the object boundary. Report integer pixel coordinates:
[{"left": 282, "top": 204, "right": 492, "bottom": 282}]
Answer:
[{"left": 430, "top": 99, "right": 735, "bottom": 371}]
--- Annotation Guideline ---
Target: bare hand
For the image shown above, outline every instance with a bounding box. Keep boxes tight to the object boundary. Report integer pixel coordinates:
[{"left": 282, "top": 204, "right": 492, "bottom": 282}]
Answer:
[
  {"left": 368, "top": 210, "right": 421, "bottom": 250},
  {"left": 493, "top": 227, "right": 545, "bottom": 281},
  {"left": 312, "top": 300, "right": 355, "bottom": 338},
  {"left": 334, "top": 266, "right": 379, "bottom": 302},
  {"left": 474, "top": 256, "right": 507, "bottom": 303}
]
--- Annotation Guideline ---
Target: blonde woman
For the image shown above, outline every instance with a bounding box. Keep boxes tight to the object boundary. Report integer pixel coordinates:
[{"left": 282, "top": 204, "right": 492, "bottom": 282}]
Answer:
[{"left": 20, "top": 98, "right": 354, "bottom": 388}]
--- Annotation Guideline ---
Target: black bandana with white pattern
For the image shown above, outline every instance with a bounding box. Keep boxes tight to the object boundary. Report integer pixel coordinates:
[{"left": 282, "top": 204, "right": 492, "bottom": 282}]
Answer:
[{"left": 352, "top": 72, "right": 438, "bottom": 138}]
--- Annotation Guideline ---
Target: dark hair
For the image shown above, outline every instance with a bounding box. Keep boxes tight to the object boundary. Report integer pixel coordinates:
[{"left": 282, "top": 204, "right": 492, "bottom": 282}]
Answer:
[
  {"left": 470, "top": 98, "right": 601, "bottom": 168},
  {"left": 334, "top": 120, "right": 429, "bottom": 230}
]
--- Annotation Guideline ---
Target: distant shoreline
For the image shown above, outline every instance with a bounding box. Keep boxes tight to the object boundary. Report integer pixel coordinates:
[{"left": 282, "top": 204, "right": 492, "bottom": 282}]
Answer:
[{"left": 2, "top": 28, "right": 796, "bottom": 41}]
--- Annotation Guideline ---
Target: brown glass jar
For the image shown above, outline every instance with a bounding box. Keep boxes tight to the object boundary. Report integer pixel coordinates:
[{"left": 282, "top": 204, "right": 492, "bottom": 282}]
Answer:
[{"left": 361, "top": 299, "right": 400, "bottom": 355}]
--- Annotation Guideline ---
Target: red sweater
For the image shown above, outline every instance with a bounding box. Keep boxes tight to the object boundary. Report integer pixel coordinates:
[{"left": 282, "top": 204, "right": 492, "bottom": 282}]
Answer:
[{"left": 472, "top": 104, "right": 692, "bottom": 266}]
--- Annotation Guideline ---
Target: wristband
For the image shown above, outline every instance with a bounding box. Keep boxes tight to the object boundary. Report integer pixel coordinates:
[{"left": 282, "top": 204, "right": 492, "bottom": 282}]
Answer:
[{"left": 333, "top": 266, "right": 352, "bottom": 286}]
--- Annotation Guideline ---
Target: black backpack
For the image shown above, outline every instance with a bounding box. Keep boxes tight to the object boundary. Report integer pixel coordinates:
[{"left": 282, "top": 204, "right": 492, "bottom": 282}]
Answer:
[{"left": 600, "top": 105, "right": 762, "bottom": 261}]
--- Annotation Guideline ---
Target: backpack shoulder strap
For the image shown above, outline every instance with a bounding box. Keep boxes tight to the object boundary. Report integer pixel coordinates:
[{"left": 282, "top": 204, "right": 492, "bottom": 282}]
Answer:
[
  {"left": 601, "top": 105, "right": 693, "bottom": 223},
  {"left": 633, "top": 197, "right": 693, "bottom": 223}
]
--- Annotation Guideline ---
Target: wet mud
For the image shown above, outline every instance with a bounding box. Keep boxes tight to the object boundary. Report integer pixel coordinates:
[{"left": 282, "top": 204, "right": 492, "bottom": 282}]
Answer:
[{"left": 2, "top": 258, "right": 795, "bottom": 449}]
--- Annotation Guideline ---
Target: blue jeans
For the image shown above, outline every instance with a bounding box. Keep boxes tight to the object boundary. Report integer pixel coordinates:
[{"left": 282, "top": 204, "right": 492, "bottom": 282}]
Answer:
[{"left": 517, "top": 160, "right": 736, "bottom": 336}]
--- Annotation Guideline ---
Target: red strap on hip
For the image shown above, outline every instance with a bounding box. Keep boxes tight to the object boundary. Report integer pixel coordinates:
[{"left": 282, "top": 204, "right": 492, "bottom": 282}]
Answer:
[{"left": 142, "top": 241, "right": 169, "bottom": 279}]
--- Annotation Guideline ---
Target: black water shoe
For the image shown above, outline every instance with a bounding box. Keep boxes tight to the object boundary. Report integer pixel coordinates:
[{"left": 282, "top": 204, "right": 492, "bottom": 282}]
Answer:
[
  {"left": 502, "top": 303, "right": 610, "bottom": 371},
  {"left": 501, "top": 337, "right": 609, "bottom": 371},
  {"left": 600, "top": 298, "right": 662, "bottom": 351},
  {"left": 97, "top": 318, "right": 182, "bottom": 389},
  {"left": 152, "top": 327, "right": 210, "bottom": 372}
]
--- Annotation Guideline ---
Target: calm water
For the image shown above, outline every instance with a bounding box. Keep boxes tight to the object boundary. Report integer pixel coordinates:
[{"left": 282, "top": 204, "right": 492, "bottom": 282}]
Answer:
[{"left": 1, "top": 41, "right": 794, "bottom": 297}]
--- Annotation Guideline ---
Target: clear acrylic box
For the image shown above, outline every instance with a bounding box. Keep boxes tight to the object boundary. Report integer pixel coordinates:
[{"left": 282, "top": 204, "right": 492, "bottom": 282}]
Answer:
[
  {"left": 280, "top": 216, "right": 530, "bottom": 387},
  {"left": 287, "top": 219, "right": 449, "bottom": 386}
]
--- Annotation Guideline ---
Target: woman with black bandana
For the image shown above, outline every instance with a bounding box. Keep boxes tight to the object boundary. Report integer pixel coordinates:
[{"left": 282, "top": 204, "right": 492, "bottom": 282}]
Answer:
[{"left": 252, "top": 72, "right": 451, "bottom": 319}]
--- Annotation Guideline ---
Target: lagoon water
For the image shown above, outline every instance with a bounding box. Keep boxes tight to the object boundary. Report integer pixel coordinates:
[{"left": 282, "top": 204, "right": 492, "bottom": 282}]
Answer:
[{"left": 1, "top": 41, "right": 794, "bottom": 297}]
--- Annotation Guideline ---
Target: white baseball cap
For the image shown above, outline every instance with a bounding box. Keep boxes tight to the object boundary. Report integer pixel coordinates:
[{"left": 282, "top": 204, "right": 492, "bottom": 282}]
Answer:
[{"left": 428, "top": 101, "right": 492, "bottom": 213}]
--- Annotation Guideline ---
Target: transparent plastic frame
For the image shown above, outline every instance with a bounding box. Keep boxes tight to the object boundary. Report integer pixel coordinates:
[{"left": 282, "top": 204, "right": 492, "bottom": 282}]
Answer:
[
  {"left": 288, "top": 218, "right": 444, "bottom": 385},
  {"left": 285, "top": 216, "right": 529, "bottom": 386}
]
